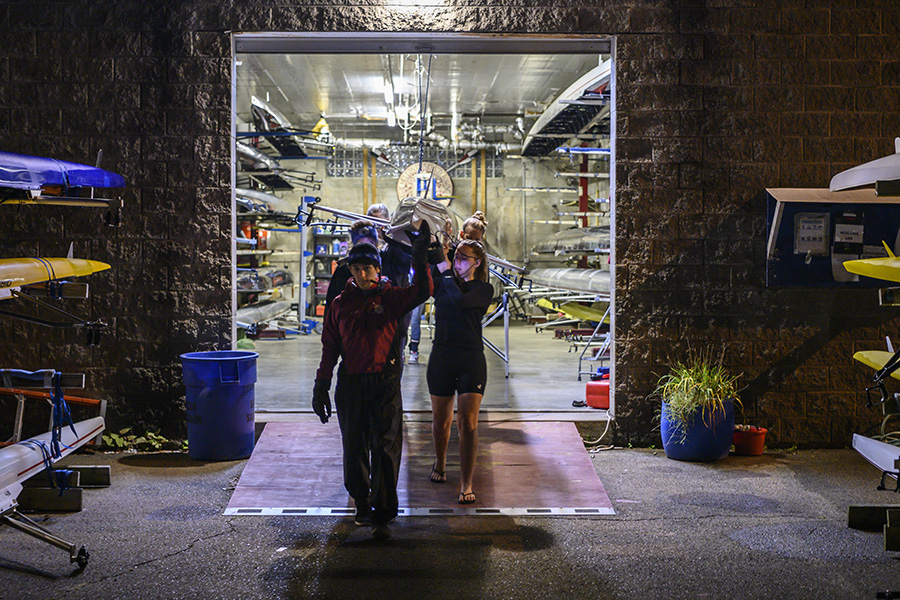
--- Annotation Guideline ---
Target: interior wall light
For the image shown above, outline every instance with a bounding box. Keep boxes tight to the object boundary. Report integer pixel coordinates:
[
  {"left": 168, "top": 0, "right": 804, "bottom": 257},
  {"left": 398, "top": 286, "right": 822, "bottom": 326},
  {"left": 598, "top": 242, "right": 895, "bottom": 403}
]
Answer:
[
  {"left": 383, "top": 77, "right": 395, "bottom": 105},
  {"left": 382, "top": 54, "right": 396, "bottom": 128}
]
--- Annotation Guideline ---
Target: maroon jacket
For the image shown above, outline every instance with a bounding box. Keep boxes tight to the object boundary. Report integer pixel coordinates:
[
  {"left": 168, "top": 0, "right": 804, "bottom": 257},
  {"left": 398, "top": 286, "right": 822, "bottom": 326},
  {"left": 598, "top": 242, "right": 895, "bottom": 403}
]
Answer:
[{"left": 315, "top": 265, "right": 432, "bottom": 386}]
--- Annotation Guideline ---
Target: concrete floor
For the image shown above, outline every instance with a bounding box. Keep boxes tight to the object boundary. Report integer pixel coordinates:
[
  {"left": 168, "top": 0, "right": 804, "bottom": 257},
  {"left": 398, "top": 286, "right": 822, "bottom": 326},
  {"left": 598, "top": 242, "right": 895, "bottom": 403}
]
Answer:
[
  {"left": 254, "top": 318, "right": 611, "bottom": 420},
  {"left": 3, "top": 445, "right": 900, "bottom": 599}
]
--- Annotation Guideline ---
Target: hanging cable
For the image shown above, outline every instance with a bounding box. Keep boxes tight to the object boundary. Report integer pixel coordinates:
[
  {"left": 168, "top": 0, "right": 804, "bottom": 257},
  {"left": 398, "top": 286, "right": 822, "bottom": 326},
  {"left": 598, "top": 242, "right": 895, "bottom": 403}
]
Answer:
[{"left": 417, "top": 53, "right": 433, "bottom": 173}]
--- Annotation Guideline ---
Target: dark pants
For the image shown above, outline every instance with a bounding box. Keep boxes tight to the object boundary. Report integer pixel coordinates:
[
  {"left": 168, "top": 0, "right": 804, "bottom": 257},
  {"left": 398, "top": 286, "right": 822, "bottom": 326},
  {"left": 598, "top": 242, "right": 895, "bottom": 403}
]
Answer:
[{"left": 334, "top": 368, "right": 403, "bottom": 524}]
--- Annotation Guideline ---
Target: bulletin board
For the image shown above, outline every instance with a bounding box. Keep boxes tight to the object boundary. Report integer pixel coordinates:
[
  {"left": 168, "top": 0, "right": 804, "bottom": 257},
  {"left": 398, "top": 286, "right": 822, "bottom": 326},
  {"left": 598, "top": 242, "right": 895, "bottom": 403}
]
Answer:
[{"left": 765, "top": 188, "right": 900, "bottom": 287}]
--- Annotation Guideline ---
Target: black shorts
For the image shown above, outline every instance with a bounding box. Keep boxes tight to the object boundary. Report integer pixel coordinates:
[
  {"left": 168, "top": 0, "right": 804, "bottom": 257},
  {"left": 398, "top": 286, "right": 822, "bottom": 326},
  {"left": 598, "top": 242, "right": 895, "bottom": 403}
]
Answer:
[{"left": 426, "top": 344, "right": 487, "bottom": 397}]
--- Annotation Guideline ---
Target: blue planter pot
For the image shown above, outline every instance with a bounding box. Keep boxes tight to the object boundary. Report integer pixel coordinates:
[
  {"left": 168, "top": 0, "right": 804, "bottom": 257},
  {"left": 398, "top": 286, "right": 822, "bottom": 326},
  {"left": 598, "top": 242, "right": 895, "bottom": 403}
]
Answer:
[{"left": 661, "top": 399, "right": 734, "bottom": 462}]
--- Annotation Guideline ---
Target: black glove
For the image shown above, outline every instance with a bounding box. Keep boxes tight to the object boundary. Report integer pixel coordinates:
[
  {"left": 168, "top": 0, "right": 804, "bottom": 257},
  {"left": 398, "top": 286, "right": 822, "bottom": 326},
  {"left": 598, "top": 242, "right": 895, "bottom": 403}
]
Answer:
[
  {"left": 427, "top": 242, "right": 445, "bottom": 265},
  {"left": 408, "top": 220, "right": 432, "bottom": 266},
  {"left": 312, "top": 379, "right": 332, "bottom": 424}
]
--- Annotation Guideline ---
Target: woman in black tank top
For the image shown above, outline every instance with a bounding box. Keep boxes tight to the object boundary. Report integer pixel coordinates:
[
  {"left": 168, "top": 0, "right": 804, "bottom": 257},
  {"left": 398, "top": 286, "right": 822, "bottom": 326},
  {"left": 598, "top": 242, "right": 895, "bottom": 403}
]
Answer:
[{"left": 427, "top": 238, "right": 493, "bottom": 505}]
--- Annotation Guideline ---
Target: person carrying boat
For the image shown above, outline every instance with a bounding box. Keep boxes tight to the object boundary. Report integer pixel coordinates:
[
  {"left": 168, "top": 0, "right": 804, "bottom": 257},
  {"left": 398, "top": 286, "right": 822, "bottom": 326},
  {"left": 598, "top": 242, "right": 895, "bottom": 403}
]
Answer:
[
  {"left": 311, "top": 221, "right": 433, "bottom": 538},
  {"left": 408, "top": 211, "right": 487, "bottom": 364},
  {"left": 426, "top": 238, "right": 493, "bottom": 505}
]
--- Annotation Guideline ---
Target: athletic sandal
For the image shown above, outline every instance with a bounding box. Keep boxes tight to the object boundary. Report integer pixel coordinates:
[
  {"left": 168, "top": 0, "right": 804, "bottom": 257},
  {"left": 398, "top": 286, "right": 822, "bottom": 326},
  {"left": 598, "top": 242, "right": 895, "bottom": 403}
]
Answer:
[
  {"left": 430, "top": 463, "right": 447, "bottom": 483},
  {"left": 458, "top": 491, "right": 476, "bottom": 504}
]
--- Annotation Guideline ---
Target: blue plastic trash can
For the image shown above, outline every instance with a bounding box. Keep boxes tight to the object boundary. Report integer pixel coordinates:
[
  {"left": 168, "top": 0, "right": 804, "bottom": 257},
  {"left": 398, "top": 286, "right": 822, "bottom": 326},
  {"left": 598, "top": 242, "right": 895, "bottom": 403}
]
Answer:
[{"left": 180, "top": 350, "right": 258, "bottom": 460}]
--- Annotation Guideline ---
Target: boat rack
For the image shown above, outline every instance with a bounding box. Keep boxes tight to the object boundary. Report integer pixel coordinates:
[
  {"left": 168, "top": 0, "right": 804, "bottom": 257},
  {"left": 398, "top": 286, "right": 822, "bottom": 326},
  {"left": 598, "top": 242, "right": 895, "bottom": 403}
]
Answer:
[{"left": 0, "top": 369, "right": 100, "bottom": 572}]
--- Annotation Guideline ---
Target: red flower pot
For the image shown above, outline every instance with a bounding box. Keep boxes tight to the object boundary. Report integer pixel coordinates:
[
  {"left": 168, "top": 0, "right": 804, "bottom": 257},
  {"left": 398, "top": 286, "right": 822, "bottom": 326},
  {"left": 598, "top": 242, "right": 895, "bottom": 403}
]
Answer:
[{"left": 733, "top": 426, "right": 767, "bottom": 456}]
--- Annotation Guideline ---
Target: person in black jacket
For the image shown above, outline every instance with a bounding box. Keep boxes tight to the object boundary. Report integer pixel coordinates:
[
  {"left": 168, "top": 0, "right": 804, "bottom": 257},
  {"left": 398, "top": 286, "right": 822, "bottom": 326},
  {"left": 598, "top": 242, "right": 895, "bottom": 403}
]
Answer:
[{"left": 426, "top": 239, "right": 494, "bottom": 505}]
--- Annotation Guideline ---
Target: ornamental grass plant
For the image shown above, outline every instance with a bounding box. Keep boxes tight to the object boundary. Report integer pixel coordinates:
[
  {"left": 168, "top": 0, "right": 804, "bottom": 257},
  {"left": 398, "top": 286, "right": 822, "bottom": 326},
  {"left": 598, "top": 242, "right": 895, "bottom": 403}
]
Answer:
[{"left": 655, "top": 347, "right": 743, "bottom": 444}]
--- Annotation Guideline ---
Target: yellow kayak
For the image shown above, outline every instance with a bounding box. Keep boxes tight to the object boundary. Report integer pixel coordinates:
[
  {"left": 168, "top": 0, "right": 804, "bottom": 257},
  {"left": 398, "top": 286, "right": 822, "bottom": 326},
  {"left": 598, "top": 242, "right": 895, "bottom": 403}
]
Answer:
[
  {"left": 843, "top": 256, "right": 900, "bottom": 283},
  {"left": 844, "top": 241, "right": 900, "bottom": 283},
  {"left": 535, "top": 298, "right": 610, "bottom": 323},
  {"left": 853, "top": 350, "right": 900, "bottom": 380},
  {"left": 0, "top": 257, "right": 111, "bottom": 296}
]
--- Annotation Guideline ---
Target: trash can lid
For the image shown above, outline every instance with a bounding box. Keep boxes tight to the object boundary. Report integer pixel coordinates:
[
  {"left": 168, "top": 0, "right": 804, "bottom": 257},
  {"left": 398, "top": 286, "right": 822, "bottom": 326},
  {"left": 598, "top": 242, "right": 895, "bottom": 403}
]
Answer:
[{"left": 180, "top": 351, "right": 259, "bottom": 361}]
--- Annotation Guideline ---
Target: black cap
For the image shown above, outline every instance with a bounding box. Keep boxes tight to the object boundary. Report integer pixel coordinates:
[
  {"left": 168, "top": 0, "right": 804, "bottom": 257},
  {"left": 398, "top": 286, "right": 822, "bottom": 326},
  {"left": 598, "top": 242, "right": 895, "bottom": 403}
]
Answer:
[{"left": 347, "top": 242, "right": 381, "bottom": 268}]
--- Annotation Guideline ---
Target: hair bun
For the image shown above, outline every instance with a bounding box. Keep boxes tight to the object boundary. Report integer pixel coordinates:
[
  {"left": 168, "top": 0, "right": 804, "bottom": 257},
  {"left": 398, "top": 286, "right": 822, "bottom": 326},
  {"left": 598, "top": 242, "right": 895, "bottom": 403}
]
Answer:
[{"left": 472, "top": 211, "right": 487, "bottom": 225}]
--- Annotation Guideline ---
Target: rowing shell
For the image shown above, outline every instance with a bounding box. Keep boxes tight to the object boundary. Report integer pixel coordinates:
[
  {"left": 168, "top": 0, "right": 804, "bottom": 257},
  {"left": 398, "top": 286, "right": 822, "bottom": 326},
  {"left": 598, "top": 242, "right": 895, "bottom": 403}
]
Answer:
[
  {"left": 0, "top": 257, "right": 111, "bottom": 299},
  {"left": 852, "top": 350, "right": 900, "bottom": 380},
  {"left": 843, "top": 256, "right": 900, "bottom": 283},
  {"left": 0, "top": 416, "right": 105, "bottom": 513}
]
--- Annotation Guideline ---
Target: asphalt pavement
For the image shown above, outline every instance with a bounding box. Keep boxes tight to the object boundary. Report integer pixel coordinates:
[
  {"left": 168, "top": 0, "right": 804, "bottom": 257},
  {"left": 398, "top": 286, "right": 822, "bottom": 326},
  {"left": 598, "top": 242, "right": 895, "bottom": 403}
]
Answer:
[{"left": 3, "top": 440, "right": 900, "bottom": 600}]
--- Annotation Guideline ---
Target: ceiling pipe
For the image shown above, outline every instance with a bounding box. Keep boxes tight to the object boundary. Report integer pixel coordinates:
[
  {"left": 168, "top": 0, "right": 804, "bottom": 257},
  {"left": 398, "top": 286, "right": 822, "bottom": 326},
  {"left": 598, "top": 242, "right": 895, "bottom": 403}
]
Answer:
[
  {"left": 456, "top": 139, "right": 522, "bottom": 153},
  {"left": 329, "top": 135, "right": 520, "bottom": 154},
  {"left": 459, "top": 122, "right": 524, "bottom": 135}
]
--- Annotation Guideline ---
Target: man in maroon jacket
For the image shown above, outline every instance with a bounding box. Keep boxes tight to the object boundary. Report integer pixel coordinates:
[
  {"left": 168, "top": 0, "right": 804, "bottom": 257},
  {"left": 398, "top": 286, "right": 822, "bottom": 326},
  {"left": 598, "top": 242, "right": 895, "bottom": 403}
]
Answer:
[{"left": 312, "top": 222, "right": 433, "bottom": 538}]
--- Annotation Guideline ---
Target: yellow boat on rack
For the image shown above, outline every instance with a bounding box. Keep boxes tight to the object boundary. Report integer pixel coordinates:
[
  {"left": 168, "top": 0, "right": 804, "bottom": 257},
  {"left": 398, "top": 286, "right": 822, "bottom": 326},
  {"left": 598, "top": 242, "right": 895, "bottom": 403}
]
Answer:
[
  {"left": 536, "top": 297, "right": 610, "bottom": 324},
  {"left": 853, "top": 350, "right": 900, "bottom": 380},
  {"left": 843, "top": 241, "right": 900, "bottom": 283},
  {"left": 0, "top": 257, "right": 110, "bottom": 299}
]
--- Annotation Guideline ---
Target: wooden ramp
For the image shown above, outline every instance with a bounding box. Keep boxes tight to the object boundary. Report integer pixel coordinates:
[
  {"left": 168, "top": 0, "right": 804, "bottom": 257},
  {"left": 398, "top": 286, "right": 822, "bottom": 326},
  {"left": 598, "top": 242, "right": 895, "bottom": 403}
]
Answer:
[{"left": 226, "top": 421, "right": 614, "bottom": 517}]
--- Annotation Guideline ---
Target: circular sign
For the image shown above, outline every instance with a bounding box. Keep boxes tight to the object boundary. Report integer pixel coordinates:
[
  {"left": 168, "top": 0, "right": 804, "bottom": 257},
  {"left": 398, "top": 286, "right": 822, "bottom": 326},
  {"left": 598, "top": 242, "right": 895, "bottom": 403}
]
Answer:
[{"left": 396, "top": 161, "right": 454, "bottom": 205}]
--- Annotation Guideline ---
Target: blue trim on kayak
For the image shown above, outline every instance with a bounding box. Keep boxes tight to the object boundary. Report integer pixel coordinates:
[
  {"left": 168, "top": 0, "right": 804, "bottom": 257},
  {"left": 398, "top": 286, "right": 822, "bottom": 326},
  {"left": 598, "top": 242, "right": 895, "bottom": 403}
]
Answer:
[{"left": 0, "top": 151, "right": 126, "bottom": 191}]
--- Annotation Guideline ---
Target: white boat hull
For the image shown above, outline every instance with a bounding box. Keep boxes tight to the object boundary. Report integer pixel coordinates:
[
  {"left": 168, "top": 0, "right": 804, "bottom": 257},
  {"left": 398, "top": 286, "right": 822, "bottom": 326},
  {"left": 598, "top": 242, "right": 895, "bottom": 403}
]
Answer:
[
  {"left": 0, "top": 416, "right": 105, "bottom": 511},
  {"left": 830, "top": 139, "right": 900, "bottom": 191}
]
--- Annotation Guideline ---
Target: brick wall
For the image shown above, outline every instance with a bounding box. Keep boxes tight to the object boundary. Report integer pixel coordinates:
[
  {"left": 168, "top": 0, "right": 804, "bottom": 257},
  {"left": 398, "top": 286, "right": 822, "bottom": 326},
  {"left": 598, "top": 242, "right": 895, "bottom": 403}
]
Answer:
[{"left": 1, "top": 0, "right": 898, "bottom": 445}]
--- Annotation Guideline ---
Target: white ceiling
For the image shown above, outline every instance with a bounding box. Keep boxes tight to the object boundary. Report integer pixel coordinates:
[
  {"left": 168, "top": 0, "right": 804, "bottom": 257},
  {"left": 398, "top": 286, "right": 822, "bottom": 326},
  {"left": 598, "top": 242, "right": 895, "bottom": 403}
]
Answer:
[{"left": 235, "top": 51, "right": 609, "bottom": 147}]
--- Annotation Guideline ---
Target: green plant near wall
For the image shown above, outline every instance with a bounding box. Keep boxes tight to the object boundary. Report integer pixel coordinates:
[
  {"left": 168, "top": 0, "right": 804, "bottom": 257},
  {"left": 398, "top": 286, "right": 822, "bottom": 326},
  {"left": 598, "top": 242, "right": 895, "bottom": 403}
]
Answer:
[
  {"left": 654, "top": 347, "right": 743, "bottom": 444},
  {"left": 101, "top": 428, "right": 187, "bottom": 452}
]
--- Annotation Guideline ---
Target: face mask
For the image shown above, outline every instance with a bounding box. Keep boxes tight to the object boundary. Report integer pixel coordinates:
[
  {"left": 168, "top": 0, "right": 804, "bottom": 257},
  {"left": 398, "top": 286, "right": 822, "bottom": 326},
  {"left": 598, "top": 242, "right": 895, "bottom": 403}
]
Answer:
[{"left": 454, "top": 254, "right": 478, "bottom": 279}]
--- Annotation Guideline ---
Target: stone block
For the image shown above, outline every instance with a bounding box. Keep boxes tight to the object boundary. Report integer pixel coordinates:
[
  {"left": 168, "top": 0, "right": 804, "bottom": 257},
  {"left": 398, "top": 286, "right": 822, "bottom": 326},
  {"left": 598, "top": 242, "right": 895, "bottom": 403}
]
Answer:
[
  {"left": 628, "top": 7, "right": 679, "bottom": 34},
  {"left": 141, "top": 30, "right": 193, "bottom": 58},
  {"left": 166, "top": 3, "right": 229, "bottom": 32},
  {"left": 780, "top": 8, "right": 830, "bottom": 36},
  {"left": 803, "top": 34, "right": 854, "bottom": 60},
  {"left": 231, "top": 5, "right": 276, "bottom": 32},
  {"left": 858, "top": 88, "right": 900, "bottom": 112},
  {"left": 754, "top": 34, "right": 805, "bottom": 60},
  {"left": 652, "top": 137, "right": 702, "bottom": 163},
  {"left": 620, "top": 59, "right": 680, "bottom": 86},
  {"left": 832, "top": 60, "right": 881, "bottom": 87},
  {"left": 754, "top": 86, "right": 803, "bottom": 112},
  {"left": 168, "top": 57, "right": 220, "bottom": 84},
  {"left": 91, "top": 30, "right": 141, "bottom": 57},
  {"left": 678, "top": 8, "right": 730, "bottom": 35},
  {"left": 704, "top": 88, "right": 754, "bottom": 113},
  {"left": 625, "top": 162, "right": 680, "bottom": 189},
  {"left": 192, "top": 31, "right": 229, "bottom": 58},
  {"left": 780, "top": 59, "right": 828, "bottom": 85},
  {"left": 805, "top": 86, "right": 856, "bottom": 112},
  {"left": 618, "top": 34, "right": 703, "bottom": 61},
  {"left": 622, "top": 109, "right": 681, "bottom": 138},
  {"left": 576, "top": 6, "right": 629, "bottom": 32},
  {"left": 680, "top": 59, "right": 732, "bottom": 86},
  {"left": 617, "top": 137, "right": 654, "bottom": 162},
  {"left": 831, "top": 110, "right": 892, "bottom": 138},
  {"left": 115, "top": 56, "right": 167, "bottom": 84},
  {"left": 681, "top": 163, "right": 729, "bottom": 191},
  {"left": 886, "top": 9, "right": 900, "bottom": 36},
  {"left": 731, "top": 8, "right": 779, "bottom": 34},
  {"left": 17, "top": 486, "right": 83, "bottom": 512},
  {"left": 732, "top": 59, "right": 780, "bottom": 86},
  {"left": 848, "top": 505, "right": 900, "bottom": 531},
  {"left": 831, "top": 9, "right": 882, "bottom": 36},
  {"left": 22, "top": 470, "right": 80, "bottom": 489},
  {"left": 68, "top": 465, "right": 111, "bottom": 487},
  {"left": 9, "top": 3, "right": 64, "bottom": 30}
]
